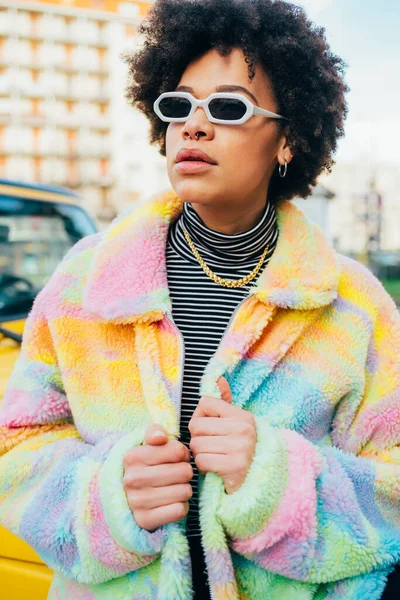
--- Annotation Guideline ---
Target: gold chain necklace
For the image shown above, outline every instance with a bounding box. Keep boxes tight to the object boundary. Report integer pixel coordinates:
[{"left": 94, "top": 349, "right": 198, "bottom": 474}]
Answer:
[{"left": 182, "top": 226, "right": 269, "bottom": 288}]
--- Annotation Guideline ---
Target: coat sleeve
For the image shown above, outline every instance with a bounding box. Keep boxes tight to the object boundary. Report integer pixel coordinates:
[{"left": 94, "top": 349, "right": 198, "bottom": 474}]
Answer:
[
  {"left": 0, "top": 241, "right": 168, "bottom": 586},
  {"left": 218, "top": 278, "right": 400, "bottom": 584}
]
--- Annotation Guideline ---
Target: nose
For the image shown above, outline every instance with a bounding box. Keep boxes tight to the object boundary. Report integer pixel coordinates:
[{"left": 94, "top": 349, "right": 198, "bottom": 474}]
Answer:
[{"left": 182, "top": 107, "right": 215, "bottom": 141}]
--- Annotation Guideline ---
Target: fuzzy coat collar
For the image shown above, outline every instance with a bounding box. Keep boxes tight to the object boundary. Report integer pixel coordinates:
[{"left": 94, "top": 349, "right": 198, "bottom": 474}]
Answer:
[{"left": 83, "top": 190, "right": 340, "bottom": 323}]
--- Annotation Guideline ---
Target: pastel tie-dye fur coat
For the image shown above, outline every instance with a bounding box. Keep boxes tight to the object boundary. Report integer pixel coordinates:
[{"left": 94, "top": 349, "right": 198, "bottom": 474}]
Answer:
[{"left": 1, "top": 190, "right": 400, "bottom": 600}]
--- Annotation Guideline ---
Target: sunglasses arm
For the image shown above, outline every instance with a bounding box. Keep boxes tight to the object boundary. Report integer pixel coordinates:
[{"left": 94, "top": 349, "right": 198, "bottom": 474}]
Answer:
[{"left": 254, "top": 106, "right": 289, "bottom": 121}]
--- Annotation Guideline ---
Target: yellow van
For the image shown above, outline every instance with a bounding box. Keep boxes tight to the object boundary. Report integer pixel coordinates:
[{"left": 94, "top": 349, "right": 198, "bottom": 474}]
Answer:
[{"left": 0, "top": 179, "right": 97, "bottom": 599}]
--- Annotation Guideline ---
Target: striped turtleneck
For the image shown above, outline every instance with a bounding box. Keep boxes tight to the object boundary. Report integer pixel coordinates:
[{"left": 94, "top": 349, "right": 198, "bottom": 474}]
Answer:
[
  {"left": 165, "top": 199, "right": 278, "bottom": 599},
  {"left": 168, "top": 199, "right": 278, "bottom": 271}
]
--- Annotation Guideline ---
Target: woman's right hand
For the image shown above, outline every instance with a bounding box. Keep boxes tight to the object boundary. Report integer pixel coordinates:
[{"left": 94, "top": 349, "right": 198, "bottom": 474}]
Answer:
[{"left": 122, "top": 424, "right": 193, "bottom": 531}]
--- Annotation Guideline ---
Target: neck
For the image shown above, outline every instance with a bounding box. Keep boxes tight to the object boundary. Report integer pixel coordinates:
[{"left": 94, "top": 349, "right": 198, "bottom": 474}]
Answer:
[{"left": 190, "top": 200, "right": 269, "bottom": 235}]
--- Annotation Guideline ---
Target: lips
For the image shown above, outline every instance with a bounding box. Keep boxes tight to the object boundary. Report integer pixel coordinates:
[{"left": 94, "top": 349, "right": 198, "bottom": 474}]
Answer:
[{"left": 175, "top": 148, "right": 217, "bottom": 165}]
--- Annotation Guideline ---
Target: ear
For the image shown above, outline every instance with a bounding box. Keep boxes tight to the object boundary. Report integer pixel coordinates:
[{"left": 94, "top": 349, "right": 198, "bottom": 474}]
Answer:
[
  {"left": 277, "top": 148, "right": 293, "bottom": 168},
  {"left": 277, "top": 128, "right": 293, "bottom": 167},
  {"left": 217, "top": 376, "right": 233, "bottom": 404}
]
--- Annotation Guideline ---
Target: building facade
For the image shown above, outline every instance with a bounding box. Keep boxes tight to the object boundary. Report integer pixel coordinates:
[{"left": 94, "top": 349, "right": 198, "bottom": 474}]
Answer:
[{"left": 0, "top": 0, "right": 169, "bottom": 222}]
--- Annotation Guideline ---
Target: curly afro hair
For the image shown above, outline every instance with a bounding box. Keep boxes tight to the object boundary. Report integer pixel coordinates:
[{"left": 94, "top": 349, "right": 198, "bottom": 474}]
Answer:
[{"left": 123, "top": 0, "right": 349, "bottom": 205}]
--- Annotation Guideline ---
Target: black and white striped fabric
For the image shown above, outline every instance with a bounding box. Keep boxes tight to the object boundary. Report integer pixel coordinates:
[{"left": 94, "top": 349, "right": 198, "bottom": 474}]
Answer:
[{"left": 166, "top": 200, "right": 278, "bottom": 538}]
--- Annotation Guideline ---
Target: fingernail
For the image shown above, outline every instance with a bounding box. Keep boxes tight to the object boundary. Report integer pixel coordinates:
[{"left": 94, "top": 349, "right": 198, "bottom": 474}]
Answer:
[{"left": 150, "top": 430, "right": 166, "bottom": 439}]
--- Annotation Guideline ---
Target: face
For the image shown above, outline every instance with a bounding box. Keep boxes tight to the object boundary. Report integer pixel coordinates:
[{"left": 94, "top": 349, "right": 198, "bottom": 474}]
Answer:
[{"left": 165, "top": 48, "right": 291, "bottom": 213}]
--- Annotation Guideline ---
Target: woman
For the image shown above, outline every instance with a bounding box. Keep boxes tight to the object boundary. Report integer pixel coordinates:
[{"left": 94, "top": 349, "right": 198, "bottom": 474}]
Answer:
[{"left": 1, "top": 1, "right": 399, "bottom": 599}]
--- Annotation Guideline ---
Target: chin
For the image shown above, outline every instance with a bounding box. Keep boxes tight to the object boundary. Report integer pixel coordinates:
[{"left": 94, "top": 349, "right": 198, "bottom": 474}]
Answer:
[{"left": 170, "top": 177, "right": 219, "bottom": 206}]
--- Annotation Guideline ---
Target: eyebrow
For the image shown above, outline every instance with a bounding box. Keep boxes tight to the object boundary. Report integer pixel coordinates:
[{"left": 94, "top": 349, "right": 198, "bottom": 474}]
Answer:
[{"left": 175, "top": 84, "right": 259, "bottom": 106}]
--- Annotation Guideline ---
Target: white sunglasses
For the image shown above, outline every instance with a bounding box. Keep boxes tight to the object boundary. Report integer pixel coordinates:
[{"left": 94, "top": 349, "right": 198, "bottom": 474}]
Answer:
[{"left": 153, "top": 91, "right": 289, "bottom": 125}]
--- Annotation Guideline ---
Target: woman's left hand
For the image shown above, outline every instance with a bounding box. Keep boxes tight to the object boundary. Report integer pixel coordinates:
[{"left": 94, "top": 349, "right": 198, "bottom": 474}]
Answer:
[{"left": 188, "top": 377, "right": 257, "bottom": 494}]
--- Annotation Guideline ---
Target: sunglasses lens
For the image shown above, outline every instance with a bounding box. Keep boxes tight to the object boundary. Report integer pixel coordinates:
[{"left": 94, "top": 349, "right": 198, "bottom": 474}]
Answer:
[
  {"left": 209, "top": 98, "right": 247, "bottom": 121},
  {"left": 158, "top": 96, "right": 192, "bottom": 119}
]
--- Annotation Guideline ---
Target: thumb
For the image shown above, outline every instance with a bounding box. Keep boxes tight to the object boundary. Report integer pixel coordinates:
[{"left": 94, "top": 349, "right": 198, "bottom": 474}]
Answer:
[
  {"left": 144, "top": 423, "right": 168, "bottom": 446},
  {"left": 217, "top": 376, "right": 232, "bottom": 404}
]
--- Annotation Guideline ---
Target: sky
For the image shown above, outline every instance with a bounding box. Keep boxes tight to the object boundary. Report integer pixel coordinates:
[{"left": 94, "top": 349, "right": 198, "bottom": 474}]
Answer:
[{"left": 294, "top": 0, "right": 400, "bottom": 166}]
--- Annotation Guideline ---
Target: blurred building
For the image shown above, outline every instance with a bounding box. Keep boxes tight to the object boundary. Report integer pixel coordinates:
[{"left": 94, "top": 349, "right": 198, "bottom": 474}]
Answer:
[
  {"left": 0, "top": 0, "right": 169, "bottom": 224},
  {"left": 293, "top": 184, "right": 335, "bottom": 240},
  {"left": 320, "top": 161, "right": 400, "bottom": 255}
]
